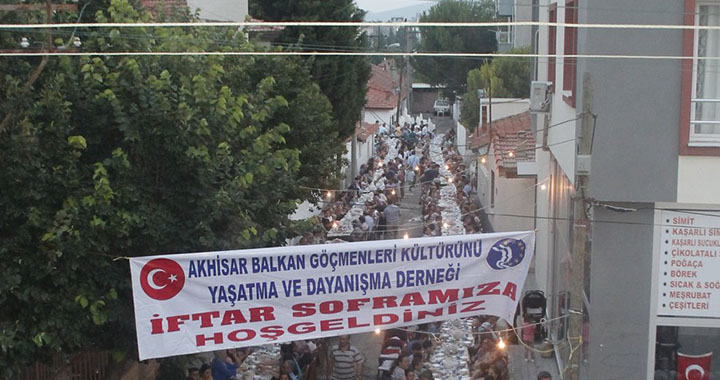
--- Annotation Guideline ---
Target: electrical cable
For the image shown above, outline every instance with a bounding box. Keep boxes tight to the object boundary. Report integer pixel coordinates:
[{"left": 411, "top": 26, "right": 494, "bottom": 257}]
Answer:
[
  {"left": 4, "top": 50, "right": 720, "bottom": 60},
  {"left": 391, "top": 313, "right": 570, "bottom": 338},
  {"left": 3, "top": 20, "right": 720, "bottom": 31}
]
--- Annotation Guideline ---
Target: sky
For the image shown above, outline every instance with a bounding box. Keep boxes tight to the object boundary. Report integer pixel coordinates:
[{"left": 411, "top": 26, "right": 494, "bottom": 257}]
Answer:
[{"left": 355, "top": 0, "right": 434, "bottom": 13}]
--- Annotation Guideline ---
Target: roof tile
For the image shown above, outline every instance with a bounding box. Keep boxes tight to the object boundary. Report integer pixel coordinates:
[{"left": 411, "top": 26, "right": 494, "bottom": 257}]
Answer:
[
  {"left": 490, "top": 111, "right": 535, "bottom": 170},
  {"left": 365, "top": 64, "right": 403, "bottom": 109}
]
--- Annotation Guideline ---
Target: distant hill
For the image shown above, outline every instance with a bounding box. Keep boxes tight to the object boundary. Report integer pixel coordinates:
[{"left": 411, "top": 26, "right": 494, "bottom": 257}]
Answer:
[{"left": 364, "top": 2, "right": 435, "bottom": 21}]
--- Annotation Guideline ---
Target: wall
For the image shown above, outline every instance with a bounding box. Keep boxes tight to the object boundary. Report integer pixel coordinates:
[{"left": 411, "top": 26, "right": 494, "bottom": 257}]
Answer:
[
  {"left": 364, "top": 108, "right": 395, "bottom": 126},
  {"left": 578, "top": 0, "right": 682, "bottom": 202},
  {"left": 589, "top": 205, "right": 655, "bottom": 379},
  {"left": 411, "top": 87, "right": 441, "bottom": 114},
  {"left": 514, "top": 0, "right": 534, "bottom": 47},
  {"left": 476, "top": 160, "right": 492, "bottom": 215},
  {"left": 677, "top": 156, "right": 720, "bottom": 204},
  {"left": 343, "top": 133, "right": 376, "bottom": 185},
  {"left": 533, "top": 145, "right": 552, "bottom": 296},
  {"left": 489, "top": 175, "right": 536, "bottom": 232},
  {"left": 356, "top": 134, "right": 375, "bottom": 171},
  {"left": 188, "top": 0, "right": 247, "bottom": 21},
  {"left": 454, "top": 103, "right": 468, "bottom": 157},
  {"left": 481, "top": 98, "right": 530, "bottom": 122},
  {"left": 484, "top": 142, "right": 536, "bottom": 233}
]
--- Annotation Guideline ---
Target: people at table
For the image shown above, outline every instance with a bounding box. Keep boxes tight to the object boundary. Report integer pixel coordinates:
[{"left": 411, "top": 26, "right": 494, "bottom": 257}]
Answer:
[
  {"left": 199, "top": 364, "right": 212, "bottom": 380},
  {"left": 270, "top": 360, "right": 299, "bottom": 380},
  {"left": 186, "top": 367, "right": 200, "bottom": 380},
  {"left": 316, "top": 120, "right": 438, "bottom": 242},
  {"left": 389, "top": 353, "right": 411, "bottom": 380},
  {"left": 210, "top": 349, "right": 245, "bottom": 380}
]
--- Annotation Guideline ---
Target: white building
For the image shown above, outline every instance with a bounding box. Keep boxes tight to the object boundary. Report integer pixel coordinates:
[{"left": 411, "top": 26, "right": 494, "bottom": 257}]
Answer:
[{"left": 531, "top": 0, "right": 720, "bottom": 378}]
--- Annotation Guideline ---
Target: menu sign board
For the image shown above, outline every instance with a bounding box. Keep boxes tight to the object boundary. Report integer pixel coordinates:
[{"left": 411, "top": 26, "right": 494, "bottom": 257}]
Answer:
[{"left": 657, "top": 210, "right": 720, "bottom": 318}]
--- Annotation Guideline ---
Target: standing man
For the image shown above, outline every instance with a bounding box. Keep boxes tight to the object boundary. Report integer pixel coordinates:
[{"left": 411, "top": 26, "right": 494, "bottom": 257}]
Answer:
[
  {"left": 328, "top": 335, "right": 364, "bottom": 380},
  {"left": 383, "top": 199, "right": 402, "bottom": 239},
  {"left": 407, "top": 152, "right": 420, "bottom": 191}
]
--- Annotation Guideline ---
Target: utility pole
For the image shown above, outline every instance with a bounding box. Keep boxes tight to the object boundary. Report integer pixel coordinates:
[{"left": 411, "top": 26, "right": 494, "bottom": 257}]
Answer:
[
  {"left": 395, "top": 20, "right": 409, "bottom": 127},
  {"left": 395, "top": 60, "right": 404, "bottom": 127},
  {"left": 567, "top": 73, "right": 593, "bottom": 380}
]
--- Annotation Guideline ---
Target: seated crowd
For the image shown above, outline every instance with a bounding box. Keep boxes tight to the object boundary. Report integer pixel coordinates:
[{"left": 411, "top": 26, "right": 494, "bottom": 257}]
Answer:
[
  {"left": 467, "top": 316, "right": 510, "bottom": 380},
  {"left": 378, "top": 324, "right": 438, "bottom": 380},
  {"left": 186, "top": 340, "right": 323, "bottom": 380},
  {"left": 314, "top": 121, "right": 435, "bottom": 242},
  {"left": 419, "top": 131, "right": 483, "bottom": 237}
]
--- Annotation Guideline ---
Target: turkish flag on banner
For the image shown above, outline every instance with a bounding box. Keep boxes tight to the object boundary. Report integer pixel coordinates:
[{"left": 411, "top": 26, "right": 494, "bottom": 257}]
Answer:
[{"left": 677, "top": 352, "right": 712, "bottom": 380}]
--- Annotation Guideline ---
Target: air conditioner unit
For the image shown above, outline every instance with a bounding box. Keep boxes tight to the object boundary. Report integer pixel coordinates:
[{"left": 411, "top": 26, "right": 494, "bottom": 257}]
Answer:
[{"left": 530, "top": 81, "right": 552, "bottom": 113}]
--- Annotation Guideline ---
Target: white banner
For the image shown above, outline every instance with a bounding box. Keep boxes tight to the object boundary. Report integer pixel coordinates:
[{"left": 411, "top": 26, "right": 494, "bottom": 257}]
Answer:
[
  {"left": 657, "top": 210, "right": 720, "bottom": 318},
  {"left": 130, "top": 232, "right": 535, "bottom": 360}
]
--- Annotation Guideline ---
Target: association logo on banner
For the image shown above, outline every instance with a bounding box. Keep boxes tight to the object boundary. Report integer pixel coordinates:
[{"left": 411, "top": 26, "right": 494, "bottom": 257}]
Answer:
[
  {"left": 677, "top": 352, "right": 712, "bottom": 380},
  {"left": 487, "top": 238, "right": 526, "bottom": 270},
  {"left": 140, "top": 258, "right": 186, "bottom": 300}
]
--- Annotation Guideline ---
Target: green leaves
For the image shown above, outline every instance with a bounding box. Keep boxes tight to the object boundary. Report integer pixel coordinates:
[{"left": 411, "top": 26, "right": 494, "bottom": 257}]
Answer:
[
  {"left": 461, "top": 46, "right": 532, "bottom": 130},
  {"left": 75, "top": 295, "right": 89, "bottom": 309},
  {"left": 413, "top": 0, "right": 498, "bottom": 96},
  {"left": 0, "top": 0, "right": 348, "bottom": 375},
  {"left": 68, "top": 135, "right": 87, "bottom": 150},
  {"left": 251, "top": 0, "right": 371, "bottom": 138}
]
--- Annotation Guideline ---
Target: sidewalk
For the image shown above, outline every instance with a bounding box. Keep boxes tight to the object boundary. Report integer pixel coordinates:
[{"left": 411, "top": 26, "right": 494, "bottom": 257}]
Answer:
[{"left": 507, "top": 273, "right": 560, "bottom": 380}]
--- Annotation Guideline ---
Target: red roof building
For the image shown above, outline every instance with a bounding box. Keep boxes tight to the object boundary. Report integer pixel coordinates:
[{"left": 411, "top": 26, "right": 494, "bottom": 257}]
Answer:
[
  {"left": 365, "top": 63, "right": 403, "bottom": 110},
  {"left": 139, "top": 0, "right": 188, "bottom": 17},
  {"left": 488, "top": 111, "right": 535, "bottom": 177}
]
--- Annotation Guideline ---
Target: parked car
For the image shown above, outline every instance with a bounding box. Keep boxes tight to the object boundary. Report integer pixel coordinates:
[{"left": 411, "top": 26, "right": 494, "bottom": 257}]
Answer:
[{"left": 433, "top": 98, "right": 450, "bottom": 116}]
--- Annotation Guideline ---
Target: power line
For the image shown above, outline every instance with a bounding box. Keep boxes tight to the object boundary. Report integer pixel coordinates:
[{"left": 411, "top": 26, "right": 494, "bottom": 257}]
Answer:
[
  {"left": 2, "top": 20, "right": 720, "bottom": 31},
  {"left": 19, "top": 27, "right": 717, "bottom": 73},
  {"left": 2, "top": 50, "right": 720, "bottom": 60}
]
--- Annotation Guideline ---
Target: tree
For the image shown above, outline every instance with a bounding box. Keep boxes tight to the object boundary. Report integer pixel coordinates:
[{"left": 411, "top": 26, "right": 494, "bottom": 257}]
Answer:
[
  {"left": 250, "top": 0, "right": 371, "bottom": 138},
  {"left": 488, "top": 46, "right": 532, "bottom": 98},
  {"left": 460, "top": 47, "right": 532, "bottom": 131},
  {"left": 412, "top": 0, "right": 497, "bottom": 97},
  {"left": 0, "top": 0, "right": 341, "bottom": 376},
  {"left": 460, "top": 68, "right": 484, "bottom": 131}
]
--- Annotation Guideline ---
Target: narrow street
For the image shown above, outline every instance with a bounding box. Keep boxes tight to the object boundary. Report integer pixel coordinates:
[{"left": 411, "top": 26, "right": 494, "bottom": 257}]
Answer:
[{"left": 349, "top": 114, "right": 456, "bottom": 379}]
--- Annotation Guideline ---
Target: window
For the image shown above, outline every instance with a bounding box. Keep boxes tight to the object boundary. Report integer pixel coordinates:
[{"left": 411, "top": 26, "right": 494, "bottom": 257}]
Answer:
[
  {"left": 548, "top": 3, "right": 557, "bottom": 87},
  {"left": 563, "top": 0, "right": 578, "bottom": 107},
  {"left": 689, "top": 3, "right": 720, "bottom": 145}
]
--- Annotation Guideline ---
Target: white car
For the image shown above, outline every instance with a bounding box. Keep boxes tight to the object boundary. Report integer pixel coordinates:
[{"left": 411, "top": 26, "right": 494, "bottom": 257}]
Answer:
[{"left": 433, "top": 99, "right": 450, "bottom": 116}]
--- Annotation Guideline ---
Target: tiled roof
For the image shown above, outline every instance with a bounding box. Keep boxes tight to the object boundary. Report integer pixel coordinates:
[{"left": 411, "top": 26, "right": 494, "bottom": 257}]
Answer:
[
  {"left": 491, "top": 111, "right": 535, "bottom": 170},
  {"left": 356, "top": 122, "right": 380, "bottom": 141},
  {"left": 366, "top": 87, "right": 398, "bottom": 109},
  {"left": 469, "top": 130, "right": 491, "bottom": 150},
  {"left": 365, "top": 64, "right": 403, "bottom": 109},
  {"left": 247, "top": 17, "right": 286, "bottom": 32},
  {"left": 140, "top": 0, "right": 188, "bottom": 16},
  {"left": 368, "top": 64, "right": 395, "bottom": 92}
]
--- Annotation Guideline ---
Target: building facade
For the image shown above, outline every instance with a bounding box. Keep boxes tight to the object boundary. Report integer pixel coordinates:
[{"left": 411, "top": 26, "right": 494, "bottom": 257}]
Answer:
[{"left": 532, "top": 0, "right": 720, "bottom": 378}]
